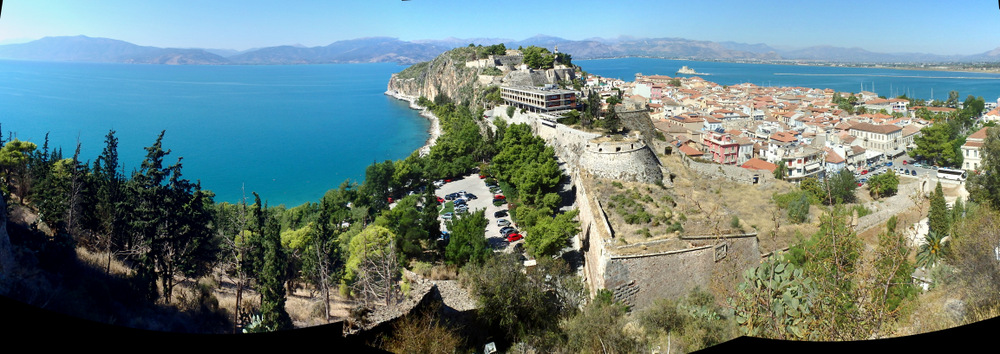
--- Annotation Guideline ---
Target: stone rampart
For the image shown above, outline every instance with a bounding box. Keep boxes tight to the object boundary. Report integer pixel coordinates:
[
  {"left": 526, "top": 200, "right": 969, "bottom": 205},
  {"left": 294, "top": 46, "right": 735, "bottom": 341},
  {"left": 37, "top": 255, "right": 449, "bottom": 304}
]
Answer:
[
  {"left": 677, "top": 151, "right": 776, "bottom": 186},
  {"left": 603, "top": 234, "right": 761, "bottom": 311},
  {"left": 579, "top": 138, "right": 663, "bottom": 184}
]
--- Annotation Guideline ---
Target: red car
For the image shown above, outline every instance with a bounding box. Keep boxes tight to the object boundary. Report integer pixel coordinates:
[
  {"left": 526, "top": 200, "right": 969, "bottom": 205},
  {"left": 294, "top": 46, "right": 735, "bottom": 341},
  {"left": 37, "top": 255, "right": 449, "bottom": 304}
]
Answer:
[
  {"left": 479, "top": 174, "right": 486, "bottom": 179},
  {"left": 436, "top": 197, "right": 444, "bottom": 203},
  {"left": 494, "top": 194, "right": 505, "bottom": 200},
  {"left": 506, "top": 233, "right": 523, "bottom": 242},
  {"left": 902, "top": 160, "right": 908, "bottom": 165},
  {"left": 861, "top": 170, "right": 868, "bottom": 175}
]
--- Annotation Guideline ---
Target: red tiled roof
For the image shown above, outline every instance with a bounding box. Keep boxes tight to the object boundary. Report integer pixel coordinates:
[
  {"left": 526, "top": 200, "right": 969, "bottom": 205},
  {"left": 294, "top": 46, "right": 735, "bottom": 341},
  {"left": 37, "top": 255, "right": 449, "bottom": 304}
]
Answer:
[
  {"left": 678, "top": 144, "right": 703, "bottom": 156},
  {"left": 741, "top": 158, "right": 777, "bottom": 172},
  {"left": 969, "top": 127, "right": 990, "bottom": 141},
  {"left": 851, "top": 122, "right": 902, "bottom": 135},
  {"left": 824, "top": 148, "right": 845, "bottom": 164}
]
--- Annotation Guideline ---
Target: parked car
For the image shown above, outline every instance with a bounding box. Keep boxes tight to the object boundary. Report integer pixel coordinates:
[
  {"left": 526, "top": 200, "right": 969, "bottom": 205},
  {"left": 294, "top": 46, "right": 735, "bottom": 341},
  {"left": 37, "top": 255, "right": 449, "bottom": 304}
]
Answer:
[
  {"left": 455, "top": 206, "right": 469, "bottom": 214},
  {"left": 465, "top": 193, "right": 477, "bottom": 200},
  {"left": 861, "top": 170, "right": 868, "bottom": 175},
  {"left": 442, "top": 212, "right": 453, "bottom": 220},
  {"left": 500, "top": 226, "right": 517, "bottom": 237},
  {"left": 494, "top": 210, "right": 508, "bottom": 218},
  {"left": 454, "top": 198, "right": 467, "bottom": 206},
  {"left": 902, "top": 160, "right": 908, "bottom": 165},
  {"left": 887, "top": 162, "right": 893, "bottom": 167},
  {"left": 910, "top": 170, "right": 917, "bottom": 176},
  {"left": 436, "top": 196, "right": 444, "bottom": 203},
  {"left": 434, "top": 180, "right": 445, "bottom": 187},
  {"left": 506, "top": 233, "right": 523, "bottom": 242},
  {"left": 497, "top": 219, "right": 511, "bottom": 227},
  {"left": 494, "top": 194, "right": 506, "bottom": 200}
]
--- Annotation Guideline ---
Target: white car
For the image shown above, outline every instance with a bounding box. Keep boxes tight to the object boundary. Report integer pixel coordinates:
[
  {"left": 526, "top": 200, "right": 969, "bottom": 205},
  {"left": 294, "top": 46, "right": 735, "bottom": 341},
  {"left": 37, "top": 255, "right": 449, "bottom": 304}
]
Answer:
[{"left": 497, "top": 219, "right": 511, "bottom": 227}]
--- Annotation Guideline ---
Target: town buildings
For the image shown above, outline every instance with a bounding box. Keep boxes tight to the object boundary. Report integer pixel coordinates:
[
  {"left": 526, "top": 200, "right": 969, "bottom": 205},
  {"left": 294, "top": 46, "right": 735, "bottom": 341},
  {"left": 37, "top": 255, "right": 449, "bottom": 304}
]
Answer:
[{"left": 963, "top": 127, "right": 989, "bottom": 172}]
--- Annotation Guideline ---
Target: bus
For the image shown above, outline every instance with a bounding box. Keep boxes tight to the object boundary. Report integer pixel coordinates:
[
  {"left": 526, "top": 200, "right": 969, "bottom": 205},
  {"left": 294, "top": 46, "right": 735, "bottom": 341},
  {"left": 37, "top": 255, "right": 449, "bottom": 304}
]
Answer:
[{"left": 937, "top": 167, "right": 967, "bottom": 182}]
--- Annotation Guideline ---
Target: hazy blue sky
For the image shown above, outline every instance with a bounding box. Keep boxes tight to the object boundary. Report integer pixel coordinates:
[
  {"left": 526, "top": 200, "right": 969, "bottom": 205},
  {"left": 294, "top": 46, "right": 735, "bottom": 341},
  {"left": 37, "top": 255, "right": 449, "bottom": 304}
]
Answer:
[{"left": 2, "top": 0, "right": 998, "bottom": 55}]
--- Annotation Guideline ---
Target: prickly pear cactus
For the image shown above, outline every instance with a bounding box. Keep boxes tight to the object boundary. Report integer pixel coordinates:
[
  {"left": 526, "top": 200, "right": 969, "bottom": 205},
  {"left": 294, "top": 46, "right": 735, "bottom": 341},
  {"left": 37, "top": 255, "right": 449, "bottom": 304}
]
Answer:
[{"left": 729, "top": 257, "right": 817, "bottom": 340}]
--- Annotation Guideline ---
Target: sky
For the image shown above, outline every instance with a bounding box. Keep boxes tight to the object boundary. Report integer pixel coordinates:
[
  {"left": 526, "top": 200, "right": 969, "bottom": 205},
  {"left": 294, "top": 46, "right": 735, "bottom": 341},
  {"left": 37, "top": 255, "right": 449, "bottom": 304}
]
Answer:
[{"left": 1, "top": 0, "right": 999, "bottom": 55}]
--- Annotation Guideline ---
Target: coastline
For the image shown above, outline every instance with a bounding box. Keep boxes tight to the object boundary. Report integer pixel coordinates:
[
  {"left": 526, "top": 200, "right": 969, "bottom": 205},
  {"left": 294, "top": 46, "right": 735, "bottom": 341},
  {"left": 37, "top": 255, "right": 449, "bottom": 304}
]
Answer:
[{"left": 385, "top": 89, "right": 441, "bottom": 157}]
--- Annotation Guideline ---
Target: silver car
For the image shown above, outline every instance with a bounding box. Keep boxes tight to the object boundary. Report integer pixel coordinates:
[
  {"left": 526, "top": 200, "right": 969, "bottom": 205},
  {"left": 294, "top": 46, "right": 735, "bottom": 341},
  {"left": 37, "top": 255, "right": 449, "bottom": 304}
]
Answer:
[{"left": 497, "top": 219, "right": 511, "bottom": 227}]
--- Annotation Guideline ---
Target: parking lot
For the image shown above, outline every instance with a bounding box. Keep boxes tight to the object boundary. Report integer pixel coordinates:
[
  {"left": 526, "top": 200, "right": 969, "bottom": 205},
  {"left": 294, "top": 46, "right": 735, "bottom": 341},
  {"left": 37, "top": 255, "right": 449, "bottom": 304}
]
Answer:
[{"left": 435, "top": 173, "right": 522, "bottom": 251}]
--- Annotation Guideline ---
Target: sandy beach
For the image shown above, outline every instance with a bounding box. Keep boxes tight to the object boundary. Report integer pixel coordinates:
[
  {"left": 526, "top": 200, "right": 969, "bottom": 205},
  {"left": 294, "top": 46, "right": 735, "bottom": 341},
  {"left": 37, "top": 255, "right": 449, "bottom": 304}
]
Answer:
[{"left": 385, "top": 90, "right": 441, "bottom": 157}]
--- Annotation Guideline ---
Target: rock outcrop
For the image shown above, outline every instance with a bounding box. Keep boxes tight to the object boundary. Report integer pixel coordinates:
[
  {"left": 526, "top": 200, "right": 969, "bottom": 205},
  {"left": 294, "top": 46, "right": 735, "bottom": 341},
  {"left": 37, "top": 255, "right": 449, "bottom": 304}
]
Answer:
[{"left": 387, "top": 48, "right": 484, "bottom": 107}]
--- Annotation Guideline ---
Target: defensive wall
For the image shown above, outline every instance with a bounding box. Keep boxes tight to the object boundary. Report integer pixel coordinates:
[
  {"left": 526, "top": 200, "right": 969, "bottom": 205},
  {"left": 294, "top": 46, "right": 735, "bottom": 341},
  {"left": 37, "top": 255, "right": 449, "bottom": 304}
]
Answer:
[
  {"left": 676, "top": 150, "right": 777, "bottom": 186},
  {"left": 579, "top": 135, "right": 663, "bottom": 184},
  {"left": 602, "top": 233, "right": 760, "bottom": 310},
  {"left": 495, "top": 106, "right": 761, "bottom": 313}
]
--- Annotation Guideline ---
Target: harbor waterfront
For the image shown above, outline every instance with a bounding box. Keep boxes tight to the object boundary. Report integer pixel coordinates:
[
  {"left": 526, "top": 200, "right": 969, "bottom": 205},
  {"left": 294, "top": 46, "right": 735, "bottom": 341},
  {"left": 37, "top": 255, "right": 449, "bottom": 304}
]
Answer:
[
  {"left": 579, "top": 58, "right": 1000, "bottom": 101},
  {"left": 2, "top": 57, "right": 997, "bottom": 206}
]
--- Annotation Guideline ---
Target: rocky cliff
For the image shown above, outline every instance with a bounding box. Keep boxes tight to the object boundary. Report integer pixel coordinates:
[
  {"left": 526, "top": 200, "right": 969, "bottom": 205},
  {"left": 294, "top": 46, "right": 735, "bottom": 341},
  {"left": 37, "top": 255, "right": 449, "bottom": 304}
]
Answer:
[
  {"left": 387, "top": 46, "right": 576, "bottom": 108},
  {"left": 387, "top": 47, "right": 486, "bottom": 107}
]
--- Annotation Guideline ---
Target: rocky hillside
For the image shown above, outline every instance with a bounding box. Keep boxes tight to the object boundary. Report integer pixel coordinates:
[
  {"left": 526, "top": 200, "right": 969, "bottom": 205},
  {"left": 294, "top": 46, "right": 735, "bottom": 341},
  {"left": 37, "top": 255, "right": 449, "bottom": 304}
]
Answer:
[{"left": 387, "top": 47, "right": 491, "bottom": 107}]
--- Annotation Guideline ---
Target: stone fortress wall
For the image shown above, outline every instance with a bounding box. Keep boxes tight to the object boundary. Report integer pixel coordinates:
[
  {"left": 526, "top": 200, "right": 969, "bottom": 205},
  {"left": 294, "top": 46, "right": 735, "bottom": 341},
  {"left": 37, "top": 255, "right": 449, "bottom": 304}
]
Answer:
[
  {"left": 677, "top": 151, "right": 777, "bottom": 186},
  {"left": 495, "top": 108, "right": 664, "bottom": 186},
  {"left": 579, "top": 136, "right": 663, "bottom": 184},
  {"left": 602, "top": 234, "right": 760, "bottom": 310}
]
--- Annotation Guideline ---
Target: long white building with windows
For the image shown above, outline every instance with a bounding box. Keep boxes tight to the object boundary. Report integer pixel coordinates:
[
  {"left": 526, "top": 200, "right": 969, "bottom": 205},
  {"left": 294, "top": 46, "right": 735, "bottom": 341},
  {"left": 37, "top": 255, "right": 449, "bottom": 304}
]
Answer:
[{"left": 501, "top": 85, "right": 579, "bottom": 113}]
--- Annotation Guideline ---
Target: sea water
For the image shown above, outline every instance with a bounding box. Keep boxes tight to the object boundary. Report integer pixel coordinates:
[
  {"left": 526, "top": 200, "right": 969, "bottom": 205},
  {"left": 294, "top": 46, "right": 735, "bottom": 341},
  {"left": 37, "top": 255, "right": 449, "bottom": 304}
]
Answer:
[
  {"left": 577, "top": 58, "right": 1000, "bottom": 102},
  {"left": 4, "top": 58, "right": 998, "bottom": 207},
  {"left": 0, "top": 60, "right": 430, "bottom": 207}
]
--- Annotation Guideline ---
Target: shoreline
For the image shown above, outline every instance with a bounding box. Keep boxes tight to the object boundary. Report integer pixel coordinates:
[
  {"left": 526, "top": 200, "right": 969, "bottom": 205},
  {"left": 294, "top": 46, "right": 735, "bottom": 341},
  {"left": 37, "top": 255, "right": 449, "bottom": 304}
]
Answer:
[{"left": 385, "top": 89, "right": 441, "bottom": 157}]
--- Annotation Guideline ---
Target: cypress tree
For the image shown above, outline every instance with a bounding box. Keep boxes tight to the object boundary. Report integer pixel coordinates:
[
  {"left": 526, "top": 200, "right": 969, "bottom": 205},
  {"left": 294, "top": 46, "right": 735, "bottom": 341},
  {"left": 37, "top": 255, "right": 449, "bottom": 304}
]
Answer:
[
  {"left": 928, "top": 181, "right": 950, "bottom": 236},
  {"left": 256, "top": 193, "right": 293, "bottom": 331}
]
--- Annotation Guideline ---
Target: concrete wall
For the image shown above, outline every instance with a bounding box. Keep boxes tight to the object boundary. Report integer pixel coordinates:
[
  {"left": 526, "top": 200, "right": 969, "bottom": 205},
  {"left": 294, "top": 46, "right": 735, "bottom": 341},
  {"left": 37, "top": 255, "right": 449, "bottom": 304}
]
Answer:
[{"left": 603, "top": 234, "right": 761, "bottom": 311}]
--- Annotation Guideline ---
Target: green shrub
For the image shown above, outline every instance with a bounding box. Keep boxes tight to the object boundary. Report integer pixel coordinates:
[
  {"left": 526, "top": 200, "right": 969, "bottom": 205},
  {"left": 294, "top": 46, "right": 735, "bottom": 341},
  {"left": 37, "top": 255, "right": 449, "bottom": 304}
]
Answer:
[{"left": 787, "top": 193, "right": 810, "bottom": 224}]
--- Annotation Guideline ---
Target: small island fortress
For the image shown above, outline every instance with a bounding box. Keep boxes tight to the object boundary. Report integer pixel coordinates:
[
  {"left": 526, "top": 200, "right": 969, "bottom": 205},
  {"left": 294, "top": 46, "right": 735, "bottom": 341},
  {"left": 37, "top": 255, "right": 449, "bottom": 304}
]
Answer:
[{"left": 676, "top": 65, "right": 710, "bottom": 75}]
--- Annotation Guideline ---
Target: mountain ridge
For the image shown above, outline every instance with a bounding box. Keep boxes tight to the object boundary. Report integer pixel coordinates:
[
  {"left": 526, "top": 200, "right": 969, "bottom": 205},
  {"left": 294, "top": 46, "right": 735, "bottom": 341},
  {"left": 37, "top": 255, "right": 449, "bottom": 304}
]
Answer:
[{"left": 1, "top": 34, "right": 997, "bottom": 65}]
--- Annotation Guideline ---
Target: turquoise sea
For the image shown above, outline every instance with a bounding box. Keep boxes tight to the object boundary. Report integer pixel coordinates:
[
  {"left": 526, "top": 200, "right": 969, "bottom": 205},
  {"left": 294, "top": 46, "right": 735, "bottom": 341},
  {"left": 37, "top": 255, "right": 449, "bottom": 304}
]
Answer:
[
  {"left": 2, "top": 57, "right": 999, "bottom": 207},
  {"left": 577, "top": 58, "right": 1000, "bottom": 102},
  {"left": 0, "top": 60, "right": 431, "bottom": 207}
]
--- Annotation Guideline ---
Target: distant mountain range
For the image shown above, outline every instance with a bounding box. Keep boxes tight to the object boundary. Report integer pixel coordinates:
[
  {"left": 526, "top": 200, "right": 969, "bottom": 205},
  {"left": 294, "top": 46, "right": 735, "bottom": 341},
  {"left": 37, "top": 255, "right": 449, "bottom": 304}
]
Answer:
[{"left": 1, "top": 34, "right": 998, "bottom": 65}]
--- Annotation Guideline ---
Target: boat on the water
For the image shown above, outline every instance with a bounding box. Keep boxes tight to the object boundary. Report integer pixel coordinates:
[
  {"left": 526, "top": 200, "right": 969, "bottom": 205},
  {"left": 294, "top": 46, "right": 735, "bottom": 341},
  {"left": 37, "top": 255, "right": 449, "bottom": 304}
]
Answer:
[{"left": 676, "top": 66, "right": 710, "bottom": 75}]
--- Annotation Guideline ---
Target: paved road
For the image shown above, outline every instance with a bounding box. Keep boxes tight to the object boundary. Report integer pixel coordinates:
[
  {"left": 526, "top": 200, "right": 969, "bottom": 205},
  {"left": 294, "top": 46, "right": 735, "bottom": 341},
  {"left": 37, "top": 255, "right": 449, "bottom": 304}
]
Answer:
[{"left": 435, "top": 173, "right": 523, "bottom": 252}]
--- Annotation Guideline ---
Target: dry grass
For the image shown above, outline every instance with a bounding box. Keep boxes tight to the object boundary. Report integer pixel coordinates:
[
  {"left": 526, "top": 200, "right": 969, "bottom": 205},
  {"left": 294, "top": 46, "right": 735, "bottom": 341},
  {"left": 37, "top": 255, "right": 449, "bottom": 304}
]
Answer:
[
  {"left": 590, "top": 153, "right": 819, "bottom": 255},
  {"left": 75, "top": 246, "right": 133, "bottom": 277},
  {"left": 206, "top": 268, "right": 354, "bottom": 329},
  {"left": 894, "top": 284, "right": 965, "bottom": 336},
  {"left": 409, "top": 261, "right": 459, "bottom": 280}
]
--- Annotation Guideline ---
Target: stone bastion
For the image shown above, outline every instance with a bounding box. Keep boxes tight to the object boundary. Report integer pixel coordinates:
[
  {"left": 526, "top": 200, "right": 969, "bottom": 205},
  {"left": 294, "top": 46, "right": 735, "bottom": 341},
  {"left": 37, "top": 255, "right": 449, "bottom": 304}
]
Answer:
[{"left": 579, "top": 134, "right": 664, "bottom": 184}]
